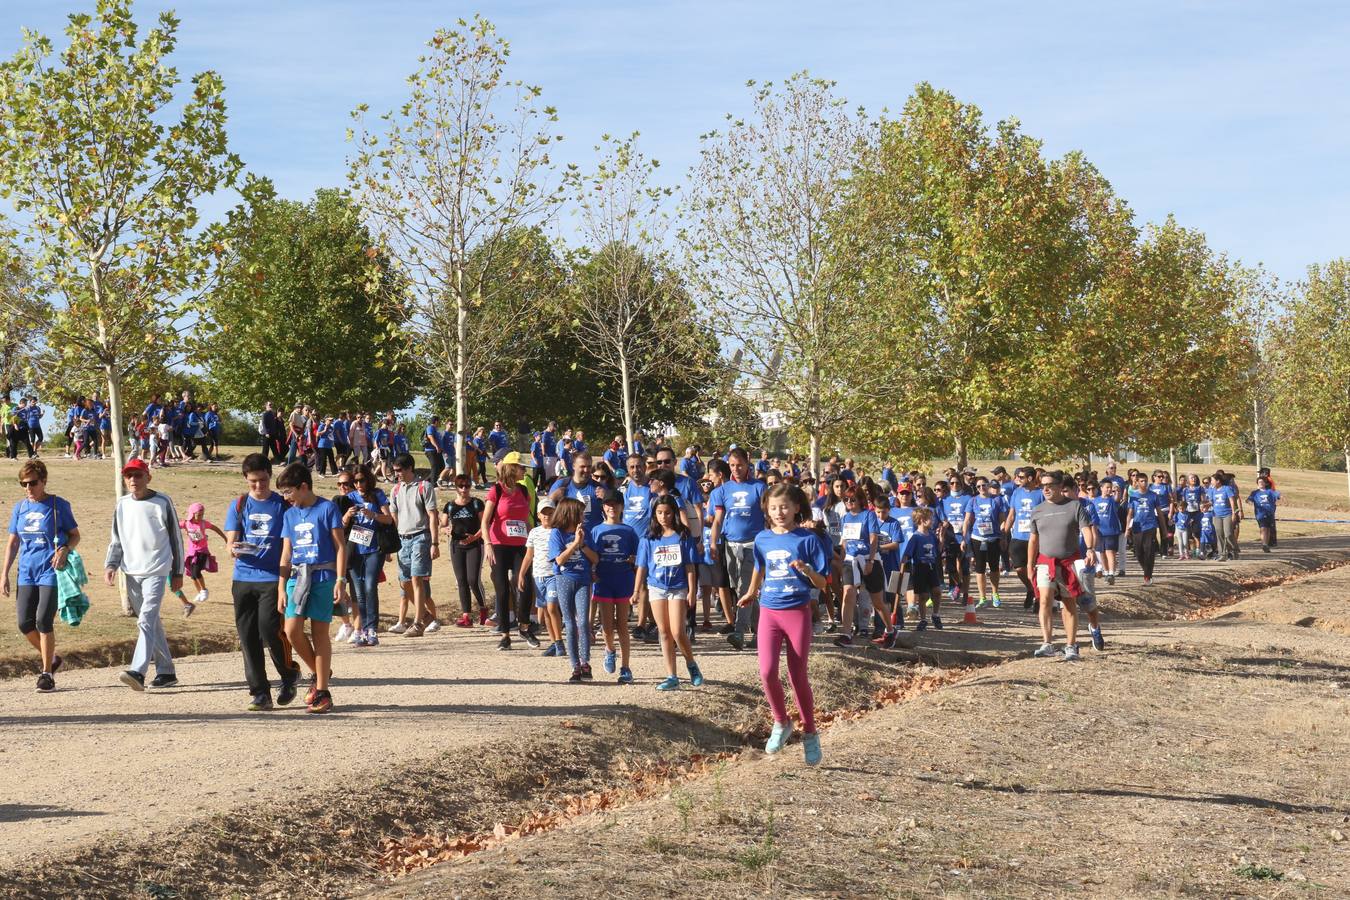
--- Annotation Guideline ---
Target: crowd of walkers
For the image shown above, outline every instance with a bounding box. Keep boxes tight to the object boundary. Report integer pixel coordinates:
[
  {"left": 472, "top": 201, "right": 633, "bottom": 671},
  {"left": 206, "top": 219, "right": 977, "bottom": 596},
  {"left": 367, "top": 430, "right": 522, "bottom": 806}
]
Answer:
[{"left": 2, "top": 399, "right": 1285, "bottom": 766}]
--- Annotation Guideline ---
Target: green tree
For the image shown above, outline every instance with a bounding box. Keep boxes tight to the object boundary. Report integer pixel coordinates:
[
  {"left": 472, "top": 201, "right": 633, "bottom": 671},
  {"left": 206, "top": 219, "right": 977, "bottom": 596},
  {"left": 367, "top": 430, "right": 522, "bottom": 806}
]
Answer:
[
  {"left": 348, "top": 15, "right": 566, "bottom": 473},
  {"left": 0, "top": 0, "right": 242, "bottom": 495},
  {"left": 569, "top": 134, "right": 714, "bottom": 448},
  {"left": 0, "top": 243, "right": 46, "bottom": 395},
  {"left": 198, "top": 181, "right": 415, "bottom": 415},
  {"left": 1271, "top": 260, "right": 1350, "bottom": 501},
  {"left": 683, "top": 73, "right": 880, "bottom": 478}
]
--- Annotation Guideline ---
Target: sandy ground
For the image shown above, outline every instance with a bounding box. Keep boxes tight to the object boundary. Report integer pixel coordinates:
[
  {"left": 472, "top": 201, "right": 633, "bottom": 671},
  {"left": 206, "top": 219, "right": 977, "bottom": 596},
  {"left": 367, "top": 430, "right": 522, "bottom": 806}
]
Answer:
[
  {"left": 3, "top": 530, "right": 1348, "bottom": 882},
  {"left": 376, "top": 566, "right": 1350, "bottom": 900}
]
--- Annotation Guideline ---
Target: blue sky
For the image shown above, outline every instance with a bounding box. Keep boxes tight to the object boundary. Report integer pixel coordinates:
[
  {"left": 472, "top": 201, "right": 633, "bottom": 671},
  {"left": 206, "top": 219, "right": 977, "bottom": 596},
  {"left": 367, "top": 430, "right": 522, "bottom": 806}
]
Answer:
[{"left": 3, "top": 0, "right": 1347, "bottom": 287}]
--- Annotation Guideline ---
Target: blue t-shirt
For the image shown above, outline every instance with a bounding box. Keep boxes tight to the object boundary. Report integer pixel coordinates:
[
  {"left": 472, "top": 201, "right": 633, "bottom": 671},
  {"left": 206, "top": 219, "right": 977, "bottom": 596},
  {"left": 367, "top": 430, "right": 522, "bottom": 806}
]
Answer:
[
  {"left": 1128, "top": 491, "right": 1163, "bottom": 532},
  {"left": 1247, "top": 489, "right": 1280, "bottom": 518},
  {"left": 281, "top": 497, "right": 343, "bottom": 582},
  {"left": 375, "top": 427, "right": 392, "bottom": 449},
  {"left": 225, "top": 492, "right": 288, "bottom": 582},
  {"left": 999, "top": 479, "right": 1016, "bottom": 500},
  {"left": 24, "top": 405, "right": 42, "bottom": 429},
  {"left": 604, "top": 447, "right": 627, "bottom": 475},
  {"left": 551, "top": 477, "right": 606, "bottom": 534},
  {"left": 1091, "top": 496, "right": 1122, "bottom": 537},
  {"left": 1009, "top": 487, "right": 1043, "bottom": 540},
  {"left": 1148, "top": 483, "right": 1172, "bottom": 510},
  {"left": 1208, "top": 484, "right": 1237, "bottom": 517},
  {"left": 941, "top": 494, "right": 974, "bottom": 545},
  {"left": 547, "top": 527, "right": 592, "bottom": 581},
  {"left": 621, "top": 482, "right": 654, "bottom": 531},
  {"left": 1102, "top": 475, "right": 1128, "bottom": 495},
  {"left": 674, "top": 473, "right": 703, "bottom": 512},
  {"left": 143, "top": 401, "right": 161, "bottom": 423},
  {"left": 316, "top": 422, "right": 334, "bottom": 449},
  {"left": 711, "top": 479, "right": 767, "bottom": 543},
  {"left": 334, "top": 418, "right": 351, "bottom": 444},
  {"left": 1181, "top": 485, "right": 1204, "bottom": 512},
  {"left": 346, "top": 489, "right": 389, "bottom": 556},
  {"left": 488, "top": 428, "right": 509, "bottom": 452},
  {"left": 898, "top": 530, "right": 940, "bottom": 568},
  {"left": 968, "top": 495, "right": 1008, "bottom": 542},
  {"left": 592, "top": 522, "right": 639, "bottom": 599},
  {"left": 876, "top": 516, "right": 903, "bottom": 572},
  {"left": 1173, "top": 508, "right": 1190, "bottom": 533},
  {"left": 393, "top": 433, "right": 409, "bottom": 455},
  {"left": 839, "top": 508, "right": 879, "bottom": 558},
  {"left": 541, "top": 431, "right": 558, "bottom": 456},
  {"left": 7, "top": 496, "right": 77, "bottom": 587},
  {"left": 880, "top": 466, "right": 896, "bottom": 487},
  {"left": 637, "top": 532, "right": 698, "bottom": 592},
  {"left": 204, "top": 410, "right": 220, "bottom": 434},
  {"left": 1200, "top": 511, "right": 1216, "bottom": 543},
  {"left": 753, "top": 527, "right": 830, "bottom": 610},
  {"left": 893, "top": 506, "right": 917, "bottom": 540},
  {"left": 423, "top": 425, "right": 441, "bottom": 452}
]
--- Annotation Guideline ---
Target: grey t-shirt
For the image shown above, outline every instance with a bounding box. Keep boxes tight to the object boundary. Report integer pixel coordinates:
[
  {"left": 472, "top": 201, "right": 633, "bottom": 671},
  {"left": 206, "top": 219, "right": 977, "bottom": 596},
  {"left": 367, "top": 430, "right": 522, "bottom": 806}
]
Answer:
[
  {"left": 1028, "top": 497, "right": 1093, "bottom": 559},
  {"left": 390, "top": 479, "right": 438, "bottom": 535}
]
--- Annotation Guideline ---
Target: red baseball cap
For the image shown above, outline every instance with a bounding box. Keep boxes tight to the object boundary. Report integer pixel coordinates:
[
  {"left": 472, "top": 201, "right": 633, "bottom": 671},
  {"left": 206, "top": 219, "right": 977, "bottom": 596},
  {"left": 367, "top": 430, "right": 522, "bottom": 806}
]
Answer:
[{"left": 121, "top": 458, "right": 149, "bottom": 477}]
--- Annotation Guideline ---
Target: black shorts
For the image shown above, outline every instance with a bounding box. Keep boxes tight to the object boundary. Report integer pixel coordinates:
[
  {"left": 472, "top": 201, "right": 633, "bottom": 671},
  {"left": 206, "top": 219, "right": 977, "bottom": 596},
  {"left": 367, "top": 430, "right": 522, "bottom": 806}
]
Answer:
[
  {"left": 186, "top": 551, "right": 211, "bottom": 580},
  {"left": 908, "top": 563, "right": 937, "bottom": 594},
  {"left": 1009, "top": 539, "right": 1031, "bottom": 571},
  {"left": 16, "top": 584, "right": 58, "bottom": 634},
  {"left": 971, "top": 540, "right": 999, "bottom": 574}
]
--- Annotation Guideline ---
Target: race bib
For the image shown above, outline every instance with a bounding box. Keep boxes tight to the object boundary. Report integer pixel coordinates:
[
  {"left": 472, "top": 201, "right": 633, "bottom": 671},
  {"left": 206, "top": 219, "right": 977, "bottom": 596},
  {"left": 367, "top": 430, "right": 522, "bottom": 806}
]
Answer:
[
  {"left": 842, "top": 522, "right": 863, "bottom": 541},
  {"left": 349, "top": 525, "right": 374, "bottom": 547},
  {"left": 652, "top": 543, "right": 682, "bottom": 567},
  {"left": 504, "top": 519, "right": 528, "bottom": 539}
]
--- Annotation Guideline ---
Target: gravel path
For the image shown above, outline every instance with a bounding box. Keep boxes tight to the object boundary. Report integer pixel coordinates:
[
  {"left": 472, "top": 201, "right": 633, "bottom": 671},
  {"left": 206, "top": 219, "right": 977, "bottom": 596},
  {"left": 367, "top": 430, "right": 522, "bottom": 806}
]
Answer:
[{"left": 3, "top": 536, "right": 1347, "bottom": 870}]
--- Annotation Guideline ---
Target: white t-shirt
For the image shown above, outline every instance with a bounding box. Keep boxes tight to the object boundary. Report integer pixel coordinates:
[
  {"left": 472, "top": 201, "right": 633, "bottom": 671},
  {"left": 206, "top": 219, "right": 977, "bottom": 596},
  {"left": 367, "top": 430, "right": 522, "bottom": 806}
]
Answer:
[
  {"left": 157, "top": 423, "right": 172, "bottom": 441},
  {"left": 526, "top": 525, "right": 553, "bottom": 580}
]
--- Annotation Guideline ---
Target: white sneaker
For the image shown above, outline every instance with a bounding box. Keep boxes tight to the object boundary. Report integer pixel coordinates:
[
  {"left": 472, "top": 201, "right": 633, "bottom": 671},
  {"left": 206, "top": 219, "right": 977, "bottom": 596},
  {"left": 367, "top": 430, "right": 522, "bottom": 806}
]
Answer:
[
  {"left": 1062, "top": 644, "right": 1081, "bottom": 662},
  {"left": 199, "top": 588, "right": 209, "bottom": 603},
  {"left": 347, "top": 628, "right": 361, "bottom": 644},
  {"left": 423, "top": 619, "right": 442, "bottom": 633},
  {"left": 194, "top": 590, "right": 207, "bottom": 604},
  {"left": 388, "top": 621, "right": 408, "bottom": 634},
  {"left": 334, "top": 623, "right": 353, "bottom": 643},
  {"left": 1033, "top": 642, "right": 1057, "bottom": 658}
]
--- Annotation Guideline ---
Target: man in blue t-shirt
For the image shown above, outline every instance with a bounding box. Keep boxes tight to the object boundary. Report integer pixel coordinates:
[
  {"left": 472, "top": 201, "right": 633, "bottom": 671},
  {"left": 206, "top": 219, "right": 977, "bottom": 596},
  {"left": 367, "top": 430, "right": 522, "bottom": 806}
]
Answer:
[
  {"left": 225, "top": 453, "right": 299, "bottom": 711},
  {"left": 488, "top": 421, "right": 509, "bottom": 454},
  {"left": 620, "top": 454, "right": 654, "bottom": 531},
  {"left": 1002, "top": 466, "right": 1043, "bottom": 608},
  {"left": 710, "top": 448, "right": 767, "bottom": 650},
  {"left": 423, "top": 415, "right": 446, "bottom": 486},
  {"left": 549, "top": 452, "right": 608, "bottom": 535}
]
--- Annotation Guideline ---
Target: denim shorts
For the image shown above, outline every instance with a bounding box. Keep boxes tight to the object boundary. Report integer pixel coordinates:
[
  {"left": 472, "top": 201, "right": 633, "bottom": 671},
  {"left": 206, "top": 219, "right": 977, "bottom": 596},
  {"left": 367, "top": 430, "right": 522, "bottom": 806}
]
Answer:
[
  {"left": 533, "top": 574, "right": 556, "bottom": 608},
  {"left": 397, "top": 530, "right": 432, "bottom": 580}
]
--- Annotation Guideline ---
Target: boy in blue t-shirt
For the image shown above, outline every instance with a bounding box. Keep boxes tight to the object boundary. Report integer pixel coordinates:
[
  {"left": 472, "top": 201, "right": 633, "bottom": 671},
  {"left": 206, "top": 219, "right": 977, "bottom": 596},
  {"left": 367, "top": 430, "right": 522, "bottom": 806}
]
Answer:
[
  {"left": 276, "top": 462, "right": 346, "bottom": 714},
  {"left": 225, "top": 453, "right": 299, "bottom": 711},
  {"left": 1198, "top": 503, "right": 1217, "bottom": 559}
]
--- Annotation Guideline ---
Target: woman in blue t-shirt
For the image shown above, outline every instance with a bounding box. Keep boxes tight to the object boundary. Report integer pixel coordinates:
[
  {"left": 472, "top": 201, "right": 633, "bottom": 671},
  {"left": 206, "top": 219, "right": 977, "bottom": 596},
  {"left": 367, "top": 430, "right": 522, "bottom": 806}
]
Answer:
[
  {"left": 342, "top": 465, "right": 392, "bottom": 646},
  {"left": 548, "top": 498, "right": 599, "bottom": 683},
  {"left": 637, "top": 496, "right": 703, "bottom": 691},
  {"left": 735, "top": 483, "right": 829, "bottom": 766},
  {"left": 1, "top": 460, "right": 81, "bottom": 692}
]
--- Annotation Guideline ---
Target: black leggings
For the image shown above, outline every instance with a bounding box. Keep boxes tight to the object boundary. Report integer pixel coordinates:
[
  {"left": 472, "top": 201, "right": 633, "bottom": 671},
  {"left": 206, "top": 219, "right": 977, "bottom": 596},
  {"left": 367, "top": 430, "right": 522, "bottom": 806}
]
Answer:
[
  {"left": 16, "top": 584, "right": 57, "bottom": 634},
  {"left": 489, "top": 543, "right": 530, "bottom": 634},
  {"left": 316, "top": 446, "right": 336, "bottom": 475},
  {"left": 1132, "top": 529, "right": 1157, "bottom": 580},
  {"left": 451, "top": 540, "right": 487, "bottom": 614}
]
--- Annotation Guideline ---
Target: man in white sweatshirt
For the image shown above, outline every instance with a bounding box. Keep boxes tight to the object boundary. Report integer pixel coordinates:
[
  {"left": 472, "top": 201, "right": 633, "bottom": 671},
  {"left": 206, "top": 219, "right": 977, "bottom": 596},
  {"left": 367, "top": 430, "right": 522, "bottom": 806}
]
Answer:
[{"left": 105, "top": 458, "right": 185, "bottom": 690}]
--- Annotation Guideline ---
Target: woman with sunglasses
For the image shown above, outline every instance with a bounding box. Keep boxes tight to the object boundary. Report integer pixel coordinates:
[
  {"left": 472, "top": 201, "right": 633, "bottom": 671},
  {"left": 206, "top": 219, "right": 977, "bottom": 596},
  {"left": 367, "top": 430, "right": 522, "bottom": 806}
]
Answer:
[
  {"left": 331, "top": 469, "right": 362, "bottom": 645},
  {"left": 443, "top": 474, "right": 488, "bottom": 627},
  {"left": 2, "top": 460, "right": 80, "bottom": 692},
  {"left": 343, "top": 464, "right": 393, "bottom": 646}
]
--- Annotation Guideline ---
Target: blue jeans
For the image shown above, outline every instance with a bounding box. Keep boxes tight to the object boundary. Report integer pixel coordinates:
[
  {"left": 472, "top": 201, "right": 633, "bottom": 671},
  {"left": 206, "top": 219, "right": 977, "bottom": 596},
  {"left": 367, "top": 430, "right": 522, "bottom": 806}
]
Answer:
[
  {"left": 349, "top": 550, "right": 381, "bottom": 630},
  {"left": 554, "top": 574, "right": 591, "bottom": 668}
]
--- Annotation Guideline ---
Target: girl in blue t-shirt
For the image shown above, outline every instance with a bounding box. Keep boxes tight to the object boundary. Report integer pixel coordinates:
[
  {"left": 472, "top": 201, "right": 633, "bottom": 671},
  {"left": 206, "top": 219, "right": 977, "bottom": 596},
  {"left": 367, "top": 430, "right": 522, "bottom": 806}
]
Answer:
[
  {"left": 637, "top": 495, "right": 702, "bottom": 691},
  {"left": 737, "top": 483, "right": 829, "bottom": 765},
  {"left": 548, "top": 497, "right": 599, "bottom": 683},
  {"left": 898, "top": 507, "right": 942, "bottom": 631},
  {"left": 592, "top": 495, "right": 639, "bottom": 684}
]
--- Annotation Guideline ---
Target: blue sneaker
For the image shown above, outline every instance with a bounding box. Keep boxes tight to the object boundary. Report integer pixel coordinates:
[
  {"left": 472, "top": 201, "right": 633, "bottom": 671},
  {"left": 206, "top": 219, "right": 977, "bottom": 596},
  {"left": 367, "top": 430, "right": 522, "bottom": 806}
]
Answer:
[
  {"left": 603, "top": 650, "right": 617, "bottom": 674},
  {"left": 541, "top": 642, "right": 559, "bottom": 657},
  {"left": 802, "top": 732, "right": 822, "bottom": 766},
  {"left": 617, "top": 666, "right": 634, "bottom": 685},
  {"left": 353, "top": 631, "right": 370, "bottom": 647},
  {"left": 765, "top": 721, "right": 794, "bottom": 754},
  {"left": 656, "top": 675, "right": 680, "bottom": 691},
  {"left": 365, "top": 628, "right": 379, "bottom": 647},
  {"left": 687, "top": 661, "right": 704, "bottom": 687},
  {"left": 1090, "top": 627, "right": 1105, "bottom": 651},
  {"left": 991, "top": 593, "right": 1002, "bottom": 608}
]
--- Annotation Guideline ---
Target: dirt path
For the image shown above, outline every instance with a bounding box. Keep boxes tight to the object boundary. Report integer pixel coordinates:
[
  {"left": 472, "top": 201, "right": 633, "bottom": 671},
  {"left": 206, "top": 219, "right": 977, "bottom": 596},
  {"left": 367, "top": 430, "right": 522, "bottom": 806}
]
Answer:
[
  {"left": 2, "top": 534, "right": 1348, "bottom": 892},
  {"left": 377, "top": 565, "right": 1350, "bottom": 899}
]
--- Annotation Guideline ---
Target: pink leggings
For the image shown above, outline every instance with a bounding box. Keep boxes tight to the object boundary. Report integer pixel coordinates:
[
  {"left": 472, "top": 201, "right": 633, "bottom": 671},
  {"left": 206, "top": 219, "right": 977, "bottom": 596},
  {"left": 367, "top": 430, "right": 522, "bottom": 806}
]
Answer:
[{"left": 757, "top": 604, "right": 816, "bottom": 732}]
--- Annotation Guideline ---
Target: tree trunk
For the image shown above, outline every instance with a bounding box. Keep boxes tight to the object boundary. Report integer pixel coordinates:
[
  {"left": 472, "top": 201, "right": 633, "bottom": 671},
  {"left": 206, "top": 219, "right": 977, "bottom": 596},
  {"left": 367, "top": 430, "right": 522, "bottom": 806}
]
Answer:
[
  {"left": 105, "top": 362, "right": 133, "bottom": 615},
  {"left": 809, "top": 431, "right": 821, "bottom": 481},
  {"left": 1169, "top": 447, "right": 1178, "bottom": 485},
  {"left": 954, "top": 435, "right": 968, "bottom": 471},
  {"left": 454, "top": 277, "right": 469, "bottom": 475},
  {"left": 619, "top": 353, "right": 635, "bottom": 451},
  {"left": 1252, "top": 397, "right": 1263, "bottom": 469}
]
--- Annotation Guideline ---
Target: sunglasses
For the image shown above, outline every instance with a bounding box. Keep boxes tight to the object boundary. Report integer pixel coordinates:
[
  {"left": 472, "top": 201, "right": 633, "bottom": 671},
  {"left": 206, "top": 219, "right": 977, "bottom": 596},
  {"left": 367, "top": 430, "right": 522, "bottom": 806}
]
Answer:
[
  {"left": 337, "top": 481, "right": 354, "bottom": 489},
  {"left": 18, "top": 479, "right": 41, "bottom": 487}
]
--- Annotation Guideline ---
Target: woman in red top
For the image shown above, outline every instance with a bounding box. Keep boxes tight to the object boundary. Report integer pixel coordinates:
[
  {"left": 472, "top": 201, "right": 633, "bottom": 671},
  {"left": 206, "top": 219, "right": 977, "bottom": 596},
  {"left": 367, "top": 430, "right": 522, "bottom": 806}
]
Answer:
[{"left": 481, "top": 451, "right": 538, "bottom": 650}]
